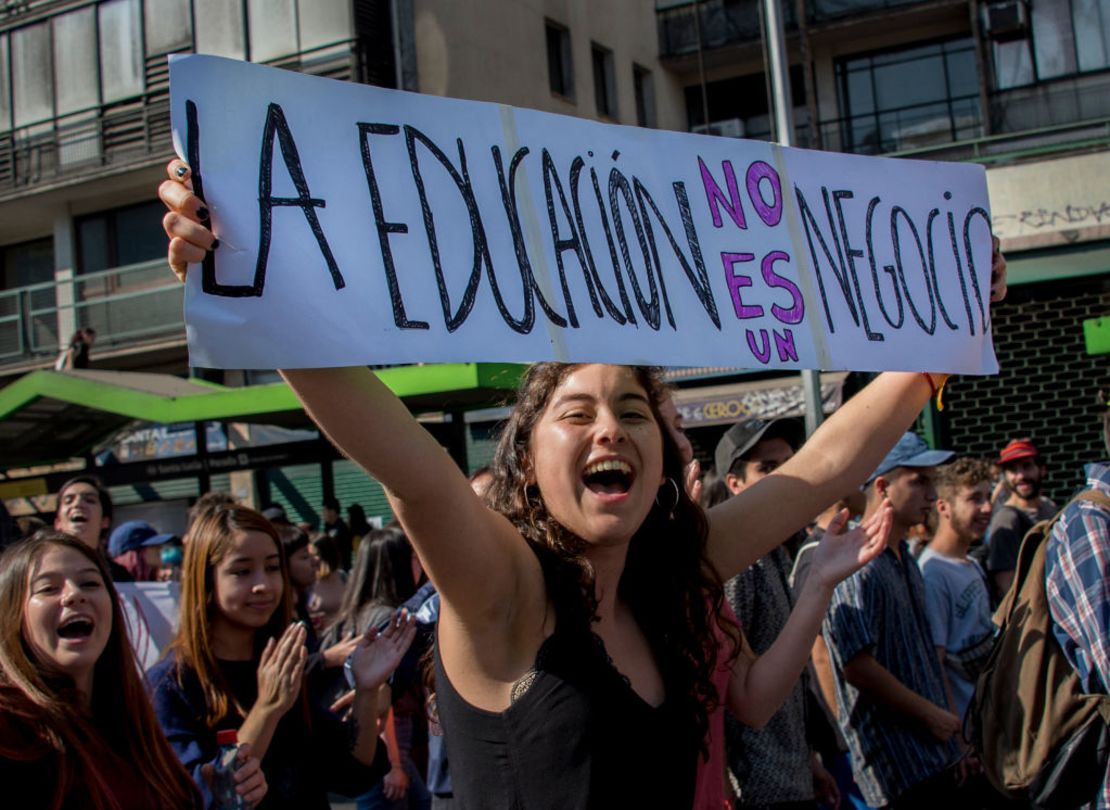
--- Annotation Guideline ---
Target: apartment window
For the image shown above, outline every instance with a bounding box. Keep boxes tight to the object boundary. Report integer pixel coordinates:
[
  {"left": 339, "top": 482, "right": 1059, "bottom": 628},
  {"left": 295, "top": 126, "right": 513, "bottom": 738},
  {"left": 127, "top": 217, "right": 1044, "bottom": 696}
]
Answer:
[
  {"left": 0, "top": 36, "right": 8, "bottom": 133},
  {"left": 99, "top": 0, "right": 144, "bottom": 104},
  {"left": 592, "top": 44, "right": 617, "bottom": 118},
  {"left": 633, "top": 65, "right": 656, "bottom": 127},
  {"left": 836, "top": 38, "right": 980, "bottom": 154},
  {"left": 11, "top": 23, "right": 53, "bottom": 128},
  {"left": 1074, "top": 0, "right": 1110, "bottom": 71},
  {"left": 249, "top": 0, "right": 298, "bottom": 63},
  {"left": 53, "top": 8, "right": 98, "bottom": 117},
  {"left": 77, "top": 201, "right": 166, "bottom": 275},
  {"left": 144, "top": 0, "right": 193, "bottom": 56},
  {"left": 2, "top": 237, "right": 54, "bottom": 291},
  {"left": 546, "top": 21, "right": 573, "bottom": 98},
  {"left": 299, "top": 0, "right": 352, "bottom": 53},
  {"left": 990, "top": 0, "right": 1110, "bottom": 88},
  {"left": 992, "top": 38, "right": 1035, "bottom": 89},
  {"left": 195, "top": 0, "right": 247, "bottom": 59},
  {"left": 684, "top": 67, "right": 808, "bottom": 142}
]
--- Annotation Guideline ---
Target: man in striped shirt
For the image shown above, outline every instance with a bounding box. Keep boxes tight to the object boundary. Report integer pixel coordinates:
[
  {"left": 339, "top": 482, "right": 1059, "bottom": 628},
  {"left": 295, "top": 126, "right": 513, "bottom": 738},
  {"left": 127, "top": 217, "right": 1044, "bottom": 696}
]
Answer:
[
  {"left": 1045, "top": 460, "right": 1110, "bottom": 809},
  {"left": 823, "top": 433, "right": 963, "bottom": 808}
]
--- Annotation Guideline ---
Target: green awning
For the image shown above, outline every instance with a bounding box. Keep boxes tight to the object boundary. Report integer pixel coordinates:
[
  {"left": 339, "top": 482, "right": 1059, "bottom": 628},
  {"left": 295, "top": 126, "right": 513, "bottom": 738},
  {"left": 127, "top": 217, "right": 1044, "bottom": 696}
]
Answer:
[
  {"left": 1007, "top": 240, "right": 1110, "bottom": 286},
  {"left": 0, "top": 364, "right": 524, "bottom": 470}
]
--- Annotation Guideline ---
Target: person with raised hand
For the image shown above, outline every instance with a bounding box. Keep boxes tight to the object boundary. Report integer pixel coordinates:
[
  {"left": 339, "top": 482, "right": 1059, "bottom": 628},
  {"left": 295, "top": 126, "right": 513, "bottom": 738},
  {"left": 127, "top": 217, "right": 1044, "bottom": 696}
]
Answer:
[
  {"left": 0, "top": 530, "right": 265, "bottom": 809},
  {"left": 323, "top": 526, "right": 433, "bottom": 810},
  {"left": 148, "top": 505, "right": 416, "bottom": 809},
  {"left": 160, "top": 159, "right": 1007, "bottom": 809}
]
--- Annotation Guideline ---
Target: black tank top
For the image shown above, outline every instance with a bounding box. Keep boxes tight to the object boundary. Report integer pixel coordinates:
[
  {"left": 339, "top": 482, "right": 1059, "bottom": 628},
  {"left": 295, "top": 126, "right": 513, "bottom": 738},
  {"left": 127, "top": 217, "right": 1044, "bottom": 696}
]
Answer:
[{"left": 434, "top": 603, "right": 698, "bottom": 809}]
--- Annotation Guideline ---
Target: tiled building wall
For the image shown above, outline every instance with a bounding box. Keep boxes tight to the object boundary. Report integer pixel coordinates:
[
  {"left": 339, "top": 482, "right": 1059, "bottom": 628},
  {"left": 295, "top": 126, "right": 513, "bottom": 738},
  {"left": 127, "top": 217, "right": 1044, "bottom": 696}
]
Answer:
[{"left": 944, "top": 274, "right": 1110, "bottom": 504}]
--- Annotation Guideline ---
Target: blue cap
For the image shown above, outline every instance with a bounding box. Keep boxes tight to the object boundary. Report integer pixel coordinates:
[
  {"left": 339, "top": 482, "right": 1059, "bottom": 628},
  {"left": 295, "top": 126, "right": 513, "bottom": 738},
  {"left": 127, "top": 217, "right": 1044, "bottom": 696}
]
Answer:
[
  {"left": 867, "top": 432, "right": 954, "bottom": 484},
  {"left": 108, "top": 520, "right": 176, "bottom": 558}
]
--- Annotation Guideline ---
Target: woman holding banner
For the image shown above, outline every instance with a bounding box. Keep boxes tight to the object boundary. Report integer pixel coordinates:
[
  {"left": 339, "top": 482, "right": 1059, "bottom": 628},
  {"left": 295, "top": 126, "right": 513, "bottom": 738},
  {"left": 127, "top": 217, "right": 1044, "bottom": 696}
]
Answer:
[
  {"left": 160, "top": 159, "right": 1007, "bottom": 809},
  {"left": 0, "top": 531, "right": 265, "bottom": 809}
]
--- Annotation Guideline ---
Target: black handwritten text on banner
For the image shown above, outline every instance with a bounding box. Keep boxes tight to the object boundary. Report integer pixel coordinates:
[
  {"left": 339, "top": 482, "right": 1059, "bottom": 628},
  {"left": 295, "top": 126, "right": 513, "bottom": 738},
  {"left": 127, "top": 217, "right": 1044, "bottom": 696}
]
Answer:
[{"left": 170, "top": 55, "right": 997, "bottom": 373}]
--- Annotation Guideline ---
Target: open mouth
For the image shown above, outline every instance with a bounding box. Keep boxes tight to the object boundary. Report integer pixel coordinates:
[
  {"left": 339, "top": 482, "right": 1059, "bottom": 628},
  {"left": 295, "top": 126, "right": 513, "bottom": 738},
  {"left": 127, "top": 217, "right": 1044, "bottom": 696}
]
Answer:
[
  {"left": 67, "top": 513, "right": 88, "bottom": 525},
  {"left": 583, "top": 459, "right": 634, "bottom": 496},
  {"left": 57, "top": 616, "right": 94, "bottom": 640}
]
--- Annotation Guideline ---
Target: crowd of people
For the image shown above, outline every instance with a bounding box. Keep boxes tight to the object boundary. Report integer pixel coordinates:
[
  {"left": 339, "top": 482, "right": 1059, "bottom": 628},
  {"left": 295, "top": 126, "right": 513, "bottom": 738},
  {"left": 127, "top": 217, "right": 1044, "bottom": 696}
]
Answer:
[
  {"left": 3, "top": 400, "right": 1107, "bottom": 810},
  {"left": 0, "top": 157, "right": 1106, "bottom": 810}
]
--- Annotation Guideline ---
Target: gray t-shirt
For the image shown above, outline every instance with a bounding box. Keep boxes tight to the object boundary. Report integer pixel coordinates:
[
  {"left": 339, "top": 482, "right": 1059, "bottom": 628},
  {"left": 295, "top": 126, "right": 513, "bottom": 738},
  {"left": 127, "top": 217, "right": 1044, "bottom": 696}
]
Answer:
[
  {"left": 985, "top": 501, "right": 1057, "bottom": 575},
  {"left": 917, "top": 548, "right": 995, "bottom": 719}
]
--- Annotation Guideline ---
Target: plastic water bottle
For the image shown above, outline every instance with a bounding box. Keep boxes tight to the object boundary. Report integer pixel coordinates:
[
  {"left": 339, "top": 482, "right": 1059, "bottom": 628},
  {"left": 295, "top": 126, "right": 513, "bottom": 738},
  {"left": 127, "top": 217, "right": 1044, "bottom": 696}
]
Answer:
[{"left": 212, "top": 729, "right": 246, "bottom": 809}]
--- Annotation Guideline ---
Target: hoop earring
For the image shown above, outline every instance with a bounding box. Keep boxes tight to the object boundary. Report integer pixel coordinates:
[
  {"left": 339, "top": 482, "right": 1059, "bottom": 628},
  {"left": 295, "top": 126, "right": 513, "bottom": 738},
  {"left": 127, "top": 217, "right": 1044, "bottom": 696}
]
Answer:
[{"left": 655, "top": 478, "right": 681, "bottom": 520}]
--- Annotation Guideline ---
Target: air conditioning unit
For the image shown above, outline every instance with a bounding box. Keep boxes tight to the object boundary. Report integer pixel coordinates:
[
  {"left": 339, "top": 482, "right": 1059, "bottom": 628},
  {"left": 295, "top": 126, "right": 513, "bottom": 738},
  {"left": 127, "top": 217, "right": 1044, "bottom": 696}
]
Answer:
[
  {"left": 984, "top": 0, "right": 1029, "bottom": 42},
  {"left": 692, "top": 118, "right": 745, "bottom": 138}
]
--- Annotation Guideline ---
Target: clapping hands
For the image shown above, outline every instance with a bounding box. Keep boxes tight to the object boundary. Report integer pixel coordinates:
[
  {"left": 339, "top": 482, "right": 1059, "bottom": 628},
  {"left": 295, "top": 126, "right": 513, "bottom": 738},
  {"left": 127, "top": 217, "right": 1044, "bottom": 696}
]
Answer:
[{"left": 256, "top": 622, "right": 307, "bottom": 716}]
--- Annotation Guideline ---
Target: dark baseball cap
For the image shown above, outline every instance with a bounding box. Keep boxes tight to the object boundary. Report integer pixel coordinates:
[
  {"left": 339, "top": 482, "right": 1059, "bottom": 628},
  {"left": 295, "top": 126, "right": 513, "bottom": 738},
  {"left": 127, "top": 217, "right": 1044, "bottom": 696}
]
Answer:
[
  {"left": 867, "top": 432, "right": 954, "bottom": 484},
  {"left": 108, "top": 520, "right": 176, "bottom": 558},
  {"left": 714, "top": 417, "right": 804, "bottom": 476}
]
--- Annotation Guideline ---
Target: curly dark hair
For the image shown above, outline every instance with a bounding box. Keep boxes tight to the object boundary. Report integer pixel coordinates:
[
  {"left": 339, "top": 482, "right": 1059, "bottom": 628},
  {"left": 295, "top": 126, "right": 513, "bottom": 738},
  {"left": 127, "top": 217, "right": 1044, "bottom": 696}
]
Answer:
[
  {"left": 485, "top": 362, "right": 736, "bottom": 756},
  {"left": 935, "top": 456, "right": 993, "bottom": 502}
]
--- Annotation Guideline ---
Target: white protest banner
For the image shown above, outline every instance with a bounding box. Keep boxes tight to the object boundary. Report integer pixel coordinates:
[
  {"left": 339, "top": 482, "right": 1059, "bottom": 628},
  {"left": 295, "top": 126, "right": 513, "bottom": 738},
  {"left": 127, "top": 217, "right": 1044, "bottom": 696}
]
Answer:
[
  {"left": 171, "top": 55, "right": 997, "bottom": 373},
  {"left": 116, "top": 581, "right": 180, "bottom": 671}
]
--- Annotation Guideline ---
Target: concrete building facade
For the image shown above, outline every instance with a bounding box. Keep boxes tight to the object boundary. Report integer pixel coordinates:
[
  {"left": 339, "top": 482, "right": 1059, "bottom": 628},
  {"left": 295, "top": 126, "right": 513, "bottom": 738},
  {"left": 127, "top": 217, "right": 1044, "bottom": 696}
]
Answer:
[
  {"left": 0, "top": 0, "right": 689, "bottom": 525},
  {"left": 656, "top": 0, "right": 1109, "bottom": 499}
]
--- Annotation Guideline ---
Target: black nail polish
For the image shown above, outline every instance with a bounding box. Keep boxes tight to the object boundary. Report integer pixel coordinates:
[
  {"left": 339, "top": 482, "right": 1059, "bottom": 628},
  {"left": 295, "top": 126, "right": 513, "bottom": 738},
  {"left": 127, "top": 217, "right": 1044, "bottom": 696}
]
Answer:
[
  {"left": 176, "top": 166, "right": 188, "bottom": 178},
  {"left": 210, "top": 238, "right": 220, "bottom": 251},
  {"left": 197, "top": 206, "right": 209, "bottom": 221}
]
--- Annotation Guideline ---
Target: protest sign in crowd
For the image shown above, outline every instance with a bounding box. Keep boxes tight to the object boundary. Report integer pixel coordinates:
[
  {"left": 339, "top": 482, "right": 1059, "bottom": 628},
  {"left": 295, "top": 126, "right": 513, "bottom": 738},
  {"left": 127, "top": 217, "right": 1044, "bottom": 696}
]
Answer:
[{"left": 1, "top": 56, "right": 1108, "bottom": 810}]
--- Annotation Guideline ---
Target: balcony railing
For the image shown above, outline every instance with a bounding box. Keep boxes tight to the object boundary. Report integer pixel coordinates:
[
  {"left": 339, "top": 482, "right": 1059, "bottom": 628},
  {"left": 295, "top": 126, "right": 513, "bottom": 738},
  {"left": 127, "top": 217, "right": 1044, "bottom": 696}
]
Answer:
[
  {"left": 816, "top": 94, "right": 982, "bottom": 155},
  {"left": 807, "top": 0, "right": 940, "bottom": 24},
  {"left": 991, "top": 72, "right": 1110, "bottom": 136},
  {"left": 0, "top": 99, "right": 173, "bottom": 195},
  {"left": 815, "top": 73, "right": 1110, "bottom": 159},
  {"left": 695, "top": 94, "right": 978, "bottom": 155},
  {"left": 0, "top": 258, "right": 184, "bottom": 368},
  {"left": 0, "top": 37, "right": 362, "bottom": 198},
  {"left": 658, "top": 0, "right": 795, "bottom": 59},
  {"left": 657, "top": 0, "right": 935, "bottom": 59}
]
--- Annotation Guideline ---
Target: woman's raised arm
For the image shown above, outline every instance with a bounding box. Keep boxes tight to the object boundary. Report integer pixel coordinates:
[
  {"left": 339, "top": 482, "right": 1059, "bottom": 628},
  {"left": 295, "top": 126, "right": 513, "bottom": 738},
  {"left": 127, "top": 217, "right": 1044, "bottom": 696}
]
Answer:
[
  {"left": 705, "top": 371, "right": 937, "bottom": 579},
  {"left": 280, "top": 366, "right": 534, "bottom": 616},
  {"left": 707, "top": 239, "right": 1006, "bottom": 580},
  {"left": 159, "top": 160, "right": 535, "bottom": 627}
]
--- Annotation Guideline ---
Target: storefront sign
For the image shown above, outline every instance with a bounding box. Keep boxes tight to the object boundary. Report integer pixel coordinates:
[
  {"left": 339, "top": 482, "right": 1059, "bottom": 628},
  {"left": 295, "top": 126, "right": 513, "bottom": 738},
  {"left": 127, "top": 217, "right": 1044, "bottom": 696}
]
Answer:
[{"left": 675, "top": 376, "right": 845, "bottom": 426}]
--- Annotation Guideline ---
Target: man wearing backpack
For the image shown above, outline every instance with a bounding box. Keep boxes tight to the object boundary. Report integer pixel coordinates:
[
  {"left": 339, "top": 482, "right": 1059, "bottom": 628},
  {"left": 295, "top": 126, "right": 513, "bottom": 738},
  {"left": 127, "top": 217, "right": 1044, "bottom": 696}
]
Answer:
[
  {"left": 986, "top": 438, "right": 1056, "bottom": 601},
  {"left": 823, "top": 433, "right": 964, "bottom": 808},
  {"left": 1044, "top": 459, "right": 1110, "bottom": 808}
]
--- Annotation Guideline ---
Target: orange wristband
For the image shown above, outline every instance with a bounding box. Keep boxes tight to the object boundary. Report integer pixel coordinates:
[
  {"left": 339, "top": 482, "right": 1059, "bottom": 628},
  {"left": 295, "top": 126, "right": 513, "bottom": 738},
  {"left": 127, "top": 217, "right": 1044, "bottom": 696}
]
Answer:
[{"left": 921, "top": 372, "right": 949, "bottom": 411}]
